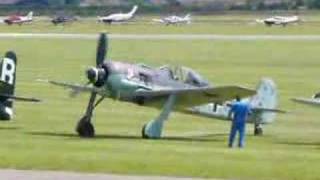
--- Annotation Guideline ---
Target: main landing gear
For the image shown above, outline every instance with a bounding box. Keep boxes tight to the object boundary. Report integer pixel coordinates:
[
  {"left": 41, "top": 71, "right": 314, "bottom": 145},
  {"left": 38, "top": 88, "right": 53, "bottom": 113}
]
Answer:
[{"left": 141, "top": 95, "right": 176, "bottom": 139}]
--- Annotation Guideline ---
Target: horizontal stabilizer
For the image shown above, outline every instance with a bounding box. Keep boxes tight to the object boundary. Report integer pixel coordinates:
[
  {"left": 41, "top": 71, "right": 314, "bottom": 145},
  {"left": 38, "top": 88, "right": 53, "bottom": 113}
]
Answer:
[
  {"left": 291, "top": 97, "right": 320, "bottom": 107},
  {"left": 0, "top": 93, "right": 40, "bottom": 102},
  {"left": 252, "top": 107, "right": 286, "bottom": 113}
]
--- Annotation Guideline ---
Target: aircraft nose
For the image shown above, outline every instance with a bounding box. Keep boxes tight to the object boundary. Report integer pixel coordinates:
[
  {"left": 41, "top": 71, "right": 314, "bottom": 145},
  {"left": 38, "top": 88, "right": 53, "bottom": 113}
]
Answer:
[{"left": 86, "top": 67, "right": 98, "bottom": 84}]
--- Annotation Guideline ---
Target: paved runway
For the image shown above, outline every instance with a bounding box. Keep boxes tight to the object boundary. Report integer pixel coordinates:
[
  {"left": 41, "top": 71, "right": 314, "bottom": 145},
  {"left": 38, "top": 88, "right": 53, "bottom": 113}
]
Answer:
[
  {"left": 0, "top": 33, "right": 320, "bottom": 40},
  {"left": 0, "top": 169, "right": 205, "bottom": 180}
]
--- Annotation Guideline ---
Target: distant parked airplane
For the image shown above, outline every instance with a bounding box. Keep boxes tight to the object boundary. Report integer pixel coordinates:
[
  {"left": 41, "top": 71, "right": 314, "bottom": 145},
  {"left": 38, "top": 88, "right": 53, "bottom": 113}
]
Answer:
[
  {"left": 153, "top": 14, "right": 191, "bottom": 25},
  {"left": 3, "top": 11, "right": 33, "bottom": 25},
  {"left": 256, "top": 16, "right": 299, "bottom": 27},
  {"left": 98, "top": 5, "right": 138, "bottom": 24},
  {"left": 51, "top": 15, "right": 77, "bottom": 25}
]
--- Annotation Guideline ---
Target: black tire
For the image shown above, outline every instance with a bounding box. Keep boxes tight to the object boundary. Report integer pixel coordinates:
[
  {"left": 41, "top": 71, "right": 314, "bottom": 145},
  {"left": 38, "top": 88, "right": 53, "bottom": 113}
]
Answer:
[
  {"left": 254, "top": 127, "right": 263, "bottom": 136},
  {"left": 141, "top": 124, "right": 149, "bottom": 139},
  {"left": 76, "top": 117, "right": 95, "bottom": 138}
]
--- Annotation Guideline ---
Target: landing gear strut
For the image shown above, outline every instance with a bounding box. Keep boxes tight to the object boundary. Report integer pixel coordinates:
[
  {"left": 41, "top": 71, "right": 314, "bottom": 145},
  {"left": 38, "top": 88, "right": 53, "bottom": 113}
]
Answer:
[
  {"left": 254, "top": 124, "right": 263, "bottom": 136},
  {"left": 142, "top": 95, "right": 176, "bottom": 139},
  {"left": 141, "top": 124, "right": 149, "bottom": 139}
]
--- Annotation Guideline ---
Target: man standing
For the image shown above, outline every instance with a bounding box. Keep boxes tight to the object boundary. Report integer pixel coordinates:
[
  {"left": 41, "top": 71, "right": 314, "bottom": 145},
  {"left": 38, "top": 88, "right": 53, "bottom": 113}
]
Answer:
[{"left": 228, "top": 96, "right": 251, "bottom": 148}]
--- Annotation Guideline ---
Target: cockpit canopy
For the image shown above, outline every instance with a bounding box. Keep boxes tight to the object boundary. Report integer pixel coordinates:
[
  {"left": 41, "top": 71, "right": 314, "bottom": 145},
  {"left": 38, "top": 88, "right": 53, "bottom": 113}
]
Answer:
[{"left": 159, "top": 66, "right": 210, "bottom": 87}]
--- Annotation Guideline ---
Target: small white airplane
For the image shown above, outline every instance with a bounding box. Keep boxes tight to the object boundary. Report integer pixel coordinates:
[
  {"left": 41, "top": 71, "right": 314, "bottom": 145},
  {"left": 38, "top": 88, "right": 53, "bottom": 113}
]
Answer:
[
  {"left": 3, "top": 11, "right": 33, "bottom": 25},
  {"left": 98, "top": 5, "right": 138, "bottom": 24},
  {"left": 256, "top": 15, "right": 299, "bottom": 27},
  {"left": 188, "top": 78, "right": 285, "bottom": 136},
  {"left": 153, "top": 14, "right": 191, "bottom": 25}
]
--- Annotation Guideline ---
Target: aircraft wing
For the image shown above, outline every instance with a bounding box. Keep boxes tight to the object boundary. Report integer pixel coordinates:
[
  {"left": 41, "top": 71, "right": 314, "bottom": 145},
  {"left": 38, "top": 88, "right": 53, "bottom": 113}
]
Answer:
[
  {"left": 291, "top": 97, "right": 320, "bottom": 107},
  {"left": 252, "top": 107, "right": 286, "bottom": 113},
  {"left": 152, "top": 18, "right": 165, "bottom": 23},
  {"left": 0, "top": 94, "right": 40, "bottom": 102},
  {"left": 134, "top": 86, "right": 256, "bottom": 107},
  {"left": 39, "top": 80, "right": 104, "bottom": 96}
]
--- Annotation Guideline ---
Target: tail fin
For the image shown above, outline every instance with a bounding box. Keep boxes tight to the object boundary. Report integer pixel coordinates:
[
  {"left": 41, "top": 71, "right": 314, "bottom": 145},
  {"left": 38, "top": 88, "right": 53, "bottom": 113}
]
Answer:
[
  {"left": 249, "top": 78, "right": 278, "bottom": 124},
  {"left": 129, "top": 5, "right": 138, "bottom": 16},
  {"left": 27, "top": 11, "right": 33, "bottom": 19},
  {"left": 0, "top": 51, "right": 17, "bottom": 108}
]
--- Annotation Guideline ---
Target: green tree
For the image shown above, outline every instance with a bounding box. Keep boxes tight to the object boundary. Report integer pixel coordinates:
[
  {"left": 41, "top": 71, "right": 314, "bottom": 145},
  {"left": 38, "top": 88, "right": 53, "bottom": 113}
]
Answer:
[
  {"left": 47, "top": 0, "right": 65, "bottom": 6},
  {"left": 66, "top": 0, "right": 80, "bottom": 6},
  {"left": 306, "top": 0, "right": 320, "bottom": 8}
]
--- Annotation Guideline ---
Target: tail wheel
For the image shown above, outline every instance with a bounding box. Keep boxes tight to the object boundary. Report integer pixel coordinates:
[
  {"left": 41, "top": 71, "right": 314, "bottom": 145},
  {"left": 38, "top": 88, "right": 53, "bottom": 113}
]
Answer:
[
  {"left": 141, "top": 124, "right": 149, "bottom": 139},
  {"left": 254, "top": 126, "right": 263, "bottom": 136}
]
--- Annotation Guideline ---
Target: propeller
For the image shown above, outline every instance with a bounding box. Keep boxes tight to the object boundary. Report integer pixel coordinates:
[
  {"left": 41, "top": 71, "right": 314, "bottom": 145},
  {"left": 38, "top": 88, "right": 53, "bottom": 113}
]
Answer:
[
  {"left": 77, "top": 33, "right": 108, "bottom": 137},
  {"left": 70, "top": 34, "right": 108, "bottom": 98},
  {"left": 96, "top": 33, "right": 107, "bottom": 67}
]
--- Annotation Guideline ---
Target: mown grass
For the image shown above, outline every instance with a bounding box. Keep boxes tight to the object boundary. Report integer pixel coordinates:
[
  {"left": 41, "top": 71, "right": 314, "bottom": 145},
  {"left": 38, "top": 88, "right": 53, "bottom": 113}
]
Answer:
[{"left": 0, "top": 38, "right": 318, "bottom": 180}]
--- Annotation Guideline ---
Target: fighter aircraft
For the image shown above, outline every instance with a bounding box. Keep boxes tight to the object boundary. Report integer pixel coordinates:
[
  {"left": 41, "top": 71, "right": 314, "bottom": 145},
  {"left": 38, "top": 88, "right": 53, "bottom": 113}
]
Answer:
[
  {"left": 0, "top": 51, "right": 40, "bottom": 120},
  {"left": 3, "top": 11, "right": 33, "bottom": 25},
  {"left": 97, "top": 5, "right": 138, "bottom": 24},
  {"left": 189, "top": 78, "right": 285, "bottom": 136},
  {"left": 256, "top": 15, "right": 299, "bottom": 27},
  {"left": 41, "top": 33, "right": 261, "bottom": 139},
  {"left": 51, "top": 15, "right": 77, "bottom": 25},
  {"left": 152, "top": 14, "right": 191, "bottom": 25}
]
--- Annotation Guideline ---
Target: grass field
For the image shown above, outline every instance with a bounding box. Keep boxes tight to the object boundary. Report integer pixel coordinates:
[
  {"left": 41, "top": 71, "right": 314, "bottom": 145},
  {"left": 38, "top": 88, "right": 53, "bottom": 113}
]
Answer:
[{"left": 0, "top": 15, "right": 319, "bottom": 180}]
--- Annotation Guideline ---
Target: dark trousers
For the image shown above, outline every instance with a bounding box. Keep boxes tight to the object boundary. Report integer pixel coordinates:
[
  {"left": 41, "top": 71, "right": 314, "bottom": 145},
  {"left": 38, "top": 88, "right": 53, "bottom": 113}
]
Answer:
[{"left": 228, "top": 122, "right": 246, "bottom": 148}]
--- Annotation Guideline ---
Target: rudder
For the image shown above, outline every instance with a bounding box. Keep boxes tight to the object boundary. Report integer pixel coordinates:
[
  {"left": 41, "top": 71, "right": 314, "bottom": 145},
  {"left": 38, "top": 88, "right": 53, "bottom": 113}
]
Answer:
[
  {"left": 249, "top": 78, "right": 278, "bottom": 124},
  {"left": 0, "top": 51, "right": 17, "bottom": 108}
]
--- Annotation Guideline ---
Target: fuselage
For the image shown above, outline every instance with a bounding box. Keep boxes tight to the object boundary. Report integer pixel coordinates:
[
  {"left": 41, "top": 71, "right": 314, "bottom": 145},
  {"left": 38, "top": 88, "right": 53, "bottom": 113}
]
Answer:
[
  {"left": 261, "top": 16, "right": 299, "bottom": 26},
  {"left": 4, "top": 14, "right": 32, "bottom": 25},
  {"left": 98, "top": 5, "right": 138, "bottom": 24},
  {"left": 156, "top": 15, "right": 191, "bottom": 25},
  {"left": 52, "top": 16, "right": 76, "bottom": 25},
  {"left": 98, "top": 61, "right": 209, "bottom": 109}
]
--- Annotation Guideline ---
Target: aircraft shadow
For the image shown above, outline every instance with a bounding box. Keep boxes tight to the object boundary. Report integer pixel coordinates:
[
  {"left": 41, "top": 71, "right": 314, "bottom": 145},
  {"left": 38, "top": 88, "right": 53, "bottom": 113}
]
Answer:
[
  {"left": 0, "top": 126, "right": 20, "bottom": 130},
  {"left": 276, "top": 141, "right": 320, "bottom": 147},
  {"left": 26, "top": 131, "right": 227, "bottom": 142}
]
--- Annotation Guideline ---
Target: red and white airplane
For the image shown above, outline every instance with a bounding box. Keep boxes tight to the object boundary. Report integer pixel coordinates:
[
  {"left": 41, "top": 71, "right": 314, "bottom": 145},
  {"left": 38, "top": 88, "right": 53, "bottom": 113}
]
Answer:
[{"left": 3, "top": 11, "right": 33, "bottom": 25}]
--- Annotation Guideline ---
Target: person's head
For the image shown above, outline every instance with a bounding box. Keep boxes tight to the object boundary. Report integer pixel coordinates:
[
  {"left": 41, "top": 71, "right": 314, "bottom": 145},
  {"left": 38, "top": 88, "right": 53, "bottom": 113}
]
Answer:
[{"left": 235, "top": 96, "right": 241, "bottom": 102}]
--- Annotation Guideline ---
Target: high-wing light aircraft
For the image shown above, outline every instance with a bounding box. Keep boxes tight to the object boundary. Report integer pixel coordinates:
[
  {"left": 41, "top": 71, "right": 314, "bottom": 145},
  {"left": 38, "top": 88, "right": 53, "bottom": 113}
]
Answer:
[
  {"left": 3, "top": 11, "right": 33, "bottom": 25},
  {"left": 97, "top": 5, "right": 138, "bottom": 24},
  {"left": 256, "top": 15, "right": 299, "bottom": 27},
  {"left": 0, "top": 51, "right": 40, "bottom": 120},
  {"left": 42, "top": 33, "right": 261, "bottom": 139},
  {"left": 153, "top": 14, "right": 191, "bottom": 25},
  {"left": 189, "top": 78, "right": 285, "bottom": 136}
]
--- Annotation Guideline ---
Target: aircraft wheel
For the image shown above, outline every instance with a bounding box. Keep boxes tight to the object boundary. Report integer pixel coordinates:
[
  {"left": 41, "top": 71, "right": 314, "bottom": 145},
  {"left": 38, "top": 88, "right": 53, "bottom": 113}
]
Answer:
[
  {"left": 254, "top": 126, "right": 263, "bottom": 136},
  {"left": 76, "top": 117, "right": 95, "bottom": 138},
  {"left": 141, "top": 124, "right": 149, "bottom": 139}
]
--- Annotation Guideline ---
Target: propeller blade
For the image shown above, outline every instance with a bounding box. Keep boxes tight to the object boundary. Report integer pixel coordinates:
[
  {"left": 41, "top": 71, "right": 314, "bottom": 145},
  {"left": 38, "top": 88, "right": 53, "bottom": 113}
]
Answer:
[{"left": 96, "top": 33, "right": 107, "bottom": 67}]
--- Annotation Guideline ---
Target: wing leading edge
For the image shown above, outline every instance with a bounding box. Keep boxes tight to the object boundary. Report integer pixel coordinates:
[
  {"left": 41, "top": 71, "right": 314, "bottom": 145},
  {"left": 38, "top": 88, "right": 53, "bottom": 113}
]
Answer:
[{"left": 134, "top": 85, "right": 256, "bottom": 108}]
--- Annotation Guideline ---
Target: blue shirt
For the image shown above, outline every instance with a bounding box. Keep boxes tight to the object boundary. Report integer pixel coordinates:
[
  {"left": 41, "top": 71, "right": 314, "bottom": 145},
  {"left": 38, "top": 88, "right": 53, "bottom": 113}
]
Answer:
[{"left": 230, "top": 101, "right": 251, "bottom": 125}]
